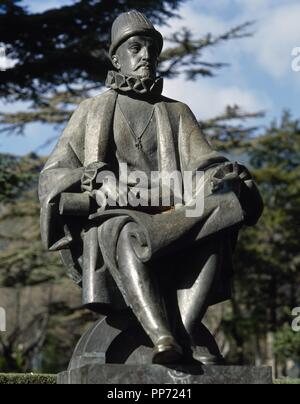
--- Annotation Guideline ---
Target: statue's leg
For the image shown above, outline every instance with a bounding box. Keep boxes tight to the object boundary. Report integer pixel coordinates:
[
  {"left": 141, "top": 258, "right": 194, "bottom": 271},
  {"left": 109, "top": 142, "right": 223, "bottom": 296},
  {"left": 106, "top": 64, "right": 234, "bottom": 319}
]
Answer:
[
  {"left": 116, "top": 222, "right": 182, "bottom": 364},
  {"left": 177, "top": 236, "right": 224, "bottom": 364}
]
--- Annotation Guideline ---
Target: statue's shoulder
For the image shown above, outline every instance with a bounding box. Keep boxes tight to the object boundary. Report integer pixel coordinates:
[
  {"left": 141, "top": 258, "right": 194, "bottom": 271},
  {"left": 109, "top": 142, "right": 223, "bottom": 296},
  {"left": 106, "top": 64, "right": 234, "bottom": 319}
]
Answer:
[
  {"left": 160, "top": 95, "right": 193, "bottom": 116},
  {"left": 78, "top": 89, "right": 115, "bottom": 110}
]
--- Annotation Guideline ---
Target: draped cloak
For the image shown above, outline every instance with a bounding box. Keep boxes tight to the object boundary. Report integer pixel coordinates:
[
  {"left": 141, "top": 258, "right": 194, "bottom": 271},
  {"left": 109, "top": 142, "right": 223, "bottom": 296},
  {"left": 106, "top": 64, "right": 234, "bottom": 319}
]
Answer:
[{"left": 39, "top": 89, "right": 264, "bottom": 314}]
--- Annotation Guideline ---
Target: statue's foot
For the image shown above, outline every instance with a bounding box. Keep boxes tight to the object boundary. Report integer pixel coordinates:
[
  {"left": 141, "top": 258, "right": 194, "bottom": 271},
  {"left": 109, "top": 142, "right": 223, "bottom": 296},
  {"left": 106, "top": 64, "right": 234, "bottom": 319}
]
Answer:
[
  {"left": 152, "top": 336, "right": 183, "bottom": 365},
  {"left": 192, "top": 346, "right": 225, "bottom": 366}
]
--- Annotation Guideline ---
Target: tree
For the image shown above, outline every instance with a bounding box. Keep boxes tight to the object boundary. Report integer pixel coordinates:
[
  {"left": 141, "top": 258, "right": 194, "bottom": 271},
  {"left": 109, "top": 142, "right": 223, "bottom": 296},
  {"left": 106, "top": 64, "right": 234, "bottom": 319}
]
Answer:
[
  {"left": 0, "top": 155, "right": 99, "bottom": 372},
  {"left": 0, "top": 153, "right": 42, "bottom": 203},
  {"left": 223, "top": 112, "right": 300, "bottom": 374},
  {"left": 0, "top": 0, "right": 254, "bottom": 136},
  {"left": 4, "top": 1, "right": 294, "bottom": 374},
  {"left": 0, "top": 0, "right": 183, "bottom": 101}
]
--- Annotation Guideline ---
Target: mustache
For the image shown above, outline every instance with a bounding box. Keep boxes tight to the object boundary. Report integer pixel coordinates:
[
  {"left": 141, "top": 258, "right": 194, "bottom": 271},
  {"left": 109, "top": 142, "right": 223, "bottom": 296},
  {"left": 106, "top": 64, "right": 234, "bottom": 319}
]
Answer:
[{"left": 134, "top": 62, "right": 153, "bottom": 71}]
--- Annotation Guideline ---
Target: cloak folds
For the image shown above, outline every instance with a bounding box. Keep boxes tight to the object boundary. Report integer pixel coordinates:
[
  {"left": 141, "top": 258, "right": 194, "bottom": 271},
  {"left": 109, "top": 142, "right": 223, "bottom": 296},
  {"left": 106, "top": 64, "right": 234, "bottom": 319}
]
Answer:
[{"left": 39, "top": 89, "right": 263, "bottom": 314}]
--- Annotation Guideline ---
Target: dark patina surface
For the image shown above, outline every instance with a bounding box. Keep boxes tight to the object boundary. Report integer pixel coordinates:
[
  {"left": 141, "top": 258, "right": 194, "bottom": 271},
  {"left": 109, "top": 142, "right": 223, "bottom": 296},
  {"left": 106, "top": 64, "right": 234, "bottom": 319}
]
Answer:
[{"left": 40, "top": 11, "right": 264, "bottom": 371}]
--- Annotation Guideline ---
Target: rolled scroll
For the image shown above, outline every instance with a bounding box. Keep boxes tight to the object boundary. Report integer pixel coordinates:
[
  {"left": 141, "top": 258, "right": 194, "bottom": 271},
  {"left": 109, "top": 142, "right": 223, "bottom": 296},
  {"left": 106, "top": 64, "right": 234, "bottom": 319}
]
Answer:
[{"left": 59, "top": 193, "right": 91, "bottom": 217}]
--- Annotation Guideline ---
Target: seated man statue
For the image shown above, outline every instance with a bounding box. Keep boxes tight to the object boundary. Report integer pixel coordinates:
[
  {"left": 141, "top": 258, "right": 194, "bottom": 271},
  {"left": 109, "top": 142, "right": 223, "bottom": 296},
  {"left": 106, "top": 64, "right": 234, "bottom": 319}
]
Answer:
[{"left": 39, "top": 11, "right": 263, "bottom": 366}]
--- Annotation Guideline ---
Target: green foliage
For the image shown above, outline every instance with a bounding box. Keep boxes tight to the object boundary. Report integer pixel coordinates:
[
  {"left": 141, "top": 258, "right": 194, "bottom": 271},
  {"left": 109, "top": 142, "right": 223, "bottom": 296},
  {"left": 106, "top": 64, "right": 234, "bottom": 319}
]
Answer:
[
  {"left": 249, "top": 112, "right": 300, "bottom": 284},
  {"left": 41, "top": 308, "right": 97, "bottom": 374},
  {"left": 0, "top": 373, "right": 56, "bottom": 384},
  {"left": 224, "top": 112, "right": 300, "bottom": 370},
  {"left": 274, "top": 379, "right": 300, "bottom": 385},
  {"left": 160, "top": 22, "right": 254, "bottom": 80},
  {"left": 0, "top": 153, "right": 42, "bottom": 203},
  {"left": 0, "top": 0, "right": 183, "bottom": 102},
  {"left": 0, "top": 0, "right": 254, "bottom": 136},
  {"left": 274, "top": 324, "right": 300, "bottom": 363},
  {"left": 0, "top": 1, "right": 299, "bottom": 377},
  {"left": 0, "top": 156, "right": 63, "bottom": 287}
]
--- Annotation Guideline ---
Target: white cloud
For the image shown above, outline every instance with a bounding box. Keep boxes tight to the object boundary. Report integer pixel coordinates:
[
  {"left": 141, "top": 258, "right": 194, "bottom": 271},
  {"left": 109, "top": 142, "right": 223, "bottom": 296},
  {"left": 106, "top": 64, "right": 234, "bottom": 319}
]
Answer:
[
  {"left": 160, "top": 1, "right": 272, "bottom": 120},
  {"left": 162, "top": 0, "right": 300, "bottom": 82},
  {"left": 163, "top": 77, "right": 270, "bottom": 120},
  {"left": 245, "top": 3, "right": 300, "bottom": 78},
  {"left": 176, "top": 0, "right": 300, "bottom": 80},
  {"left": 0, "top": 0, "right": 295, "bottom": 156},
  {"left": 189, "top": 0, "right": 298, "bottom": 16},
  {"left": 21, "top": 0, "right": 74, "bottom": 13},
  {"left": 161, "top": 6, "right": 227, "bottom": 39},
  {"left": 0, "top": 45, "right": 16, "bottom": 71}
]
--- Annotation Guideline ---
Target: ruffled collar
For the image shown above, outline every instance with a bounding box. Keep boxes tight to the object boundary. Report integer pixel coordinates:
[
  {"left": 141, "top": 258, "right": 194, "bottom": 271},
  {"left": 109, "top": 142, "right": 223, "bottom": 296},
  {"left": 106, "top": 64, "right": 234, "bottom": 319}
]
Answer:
[{"left": 106, "top": 70, "right": 163, "bottom": 97}]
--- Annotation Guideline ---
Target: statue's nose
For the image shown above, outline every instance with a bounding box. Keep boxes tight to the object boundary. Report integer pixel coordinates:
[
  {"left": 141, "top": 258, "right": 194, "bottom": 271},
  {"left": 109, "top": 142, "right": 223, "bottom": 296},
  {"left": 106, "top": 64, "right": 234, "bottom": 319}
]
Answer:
[{"left": 141, "top": 46, "right": 150, "bottom": 60}]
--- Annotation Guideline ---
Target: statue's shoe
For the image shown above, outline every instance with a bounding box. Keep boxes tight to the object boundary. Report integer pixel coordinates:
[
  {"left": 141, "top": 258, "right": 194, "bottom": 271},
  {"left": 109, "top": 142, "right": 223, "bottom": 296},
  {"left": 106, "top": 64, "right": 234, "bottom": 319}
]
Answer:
[
  {"left": 195, "top": 354, "right": 226, "bottom": 366},
  {"left": 152, "top": 336, "right": 183, "bottom": 365},
  {"left": 192, "top": 346, "right": 226, "bottom": 366}
]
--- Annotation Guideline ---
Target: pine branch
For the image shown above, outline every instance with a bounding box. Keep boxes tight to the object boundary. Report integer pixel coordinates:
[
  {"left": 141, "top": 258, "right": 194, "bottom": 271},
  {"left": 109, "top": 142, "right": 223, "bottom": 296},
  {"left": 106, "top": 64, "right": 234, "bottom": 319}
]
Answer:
[
  {"left": 0, "top": 0, "right": 184, "bottom": 102},
  {"left": 0, "top": 85, "right": 98, "bottom": 135},
  {"left": 159, "top": 22, "right": 254, "bottom": 79},
  {"left": 200, "top": 105, "right": 265, "bottom": 152}
]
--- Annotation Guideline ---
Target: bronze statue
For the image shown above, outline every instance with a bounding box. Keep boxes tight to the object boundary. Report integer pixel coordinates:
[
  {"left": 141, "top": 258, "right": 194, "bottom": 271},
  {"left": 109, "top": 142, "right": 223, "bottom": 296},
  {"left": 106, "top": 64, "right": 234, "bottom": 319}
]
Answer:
[{"left": 39, "top": 11, "right": 263, "bottom": 367}]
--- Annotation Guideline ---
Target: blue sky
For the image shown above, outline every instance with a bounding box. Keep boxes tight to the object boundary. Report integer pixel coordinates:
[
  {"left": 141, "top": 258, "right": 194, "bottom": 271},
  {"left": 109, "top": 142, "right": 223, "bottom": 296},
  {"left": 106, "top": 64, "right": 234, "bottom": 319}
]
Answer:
[{"left": 1, "top": 0, "right": 300, "bottom": 155}]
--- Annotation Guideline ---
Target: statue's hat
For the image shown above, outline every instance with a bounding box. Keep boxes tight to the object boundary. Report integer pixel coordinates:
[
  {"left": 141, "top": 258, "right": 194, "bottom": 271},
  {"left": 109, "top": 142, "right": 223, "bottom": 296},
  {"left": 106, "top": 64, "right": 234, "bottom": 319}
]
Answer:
[{"left": 109, "top": 11, "right": 163, "bottom": 58}]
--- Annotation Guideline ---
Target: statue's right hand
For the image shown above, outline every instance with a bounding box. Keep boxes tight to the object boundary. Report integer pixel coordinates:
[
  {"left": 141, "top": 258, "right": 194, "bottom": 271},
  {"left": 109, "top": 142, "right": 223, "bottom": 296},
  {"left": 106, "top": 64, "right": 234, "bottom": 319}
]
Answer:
[
  {"left": 92, "top": 177, "right": 131, "bottom": 211},
  {"left": 81, "top": 162, "right": 108, "bottom": 193}
]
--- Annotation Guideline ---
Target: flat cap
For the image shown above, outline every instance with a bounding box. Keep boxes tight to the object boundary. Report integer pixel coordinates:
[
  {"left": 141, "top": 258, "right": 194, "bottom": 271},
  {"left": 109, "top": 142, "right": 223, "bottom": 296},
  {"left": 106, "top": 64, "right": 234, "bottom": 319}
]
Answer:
[{"left": 109, "top": 11, "right": 163, "bottom": 58}]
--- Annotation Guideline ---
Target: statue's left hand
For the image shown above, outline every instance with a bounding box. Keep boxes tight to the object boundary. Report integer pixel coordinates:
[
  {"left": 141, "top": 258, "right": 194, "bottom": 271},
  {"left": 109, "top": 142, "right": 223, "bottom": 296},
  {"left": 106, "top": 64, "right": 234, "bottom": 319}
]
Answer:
[
  {"left": 211, "top": 162, "right": 253, "bottom": 196},
  {"left": 211, "top": 162, "right": 263, "bottom": 225}
]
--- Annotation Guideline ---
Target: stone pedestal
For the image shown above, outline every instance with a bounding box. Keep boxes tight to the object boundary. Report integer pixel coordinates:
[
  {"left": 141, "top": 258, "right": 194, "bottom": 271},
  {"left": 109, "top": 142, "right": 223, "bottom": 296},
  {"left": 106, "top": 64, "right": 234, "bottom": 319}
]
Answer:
[
  {"left": 58, "top": 365, "right": 272, "bottom": 384},
  {"left": 59, "top": 315, "right": 272, "bottom": 384}
]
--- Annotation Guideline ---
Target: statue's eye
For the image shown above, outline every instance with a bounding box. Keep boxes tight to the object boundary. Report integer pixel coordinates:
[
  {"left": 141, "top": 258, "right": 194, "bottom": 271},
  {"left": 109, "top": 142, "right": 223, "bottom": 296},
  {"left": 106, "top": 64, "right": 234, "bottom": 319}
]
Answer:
[{"left": 130, "top": 45, "right": 140, "bottom": 53}]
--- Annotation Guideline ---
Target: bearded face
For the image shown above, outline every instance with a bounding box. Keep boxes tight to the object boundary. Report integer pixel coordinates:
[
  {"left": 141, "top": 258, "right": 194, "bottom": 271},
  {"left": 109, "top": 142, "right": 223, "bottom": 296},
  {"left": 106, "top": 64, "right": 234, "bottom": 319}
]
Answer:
[{"left": 112, "top": 35, "right": 159, "bottom": 80}]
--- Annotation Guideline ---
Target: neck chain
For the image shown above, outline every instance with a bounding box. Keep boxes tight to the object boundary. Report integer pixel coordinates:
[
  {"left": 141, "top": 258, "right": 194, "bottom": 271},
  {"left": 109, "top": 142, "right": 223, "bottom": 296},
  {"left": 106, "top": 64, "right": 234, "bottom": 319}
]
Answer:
[{"left": 117, "top": 99, "right": 155, "bottom": 151}]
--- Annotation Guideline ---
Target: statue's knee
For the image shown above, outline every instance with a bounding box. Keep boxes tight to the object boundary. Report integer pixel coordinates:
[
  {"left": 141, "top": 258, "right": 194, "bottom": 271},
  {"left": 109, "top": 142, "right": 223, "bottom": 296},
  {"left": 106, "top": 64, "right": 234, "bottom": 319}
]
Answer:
[
  {"left": 117, "top": 222, "right": 143, "bottom": 258},
  {"left": 118, "top": 222, "right": 149, "bottom": 264},
  {"left": 118, "top": 222, "right": 136, "bottom": 244}
]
